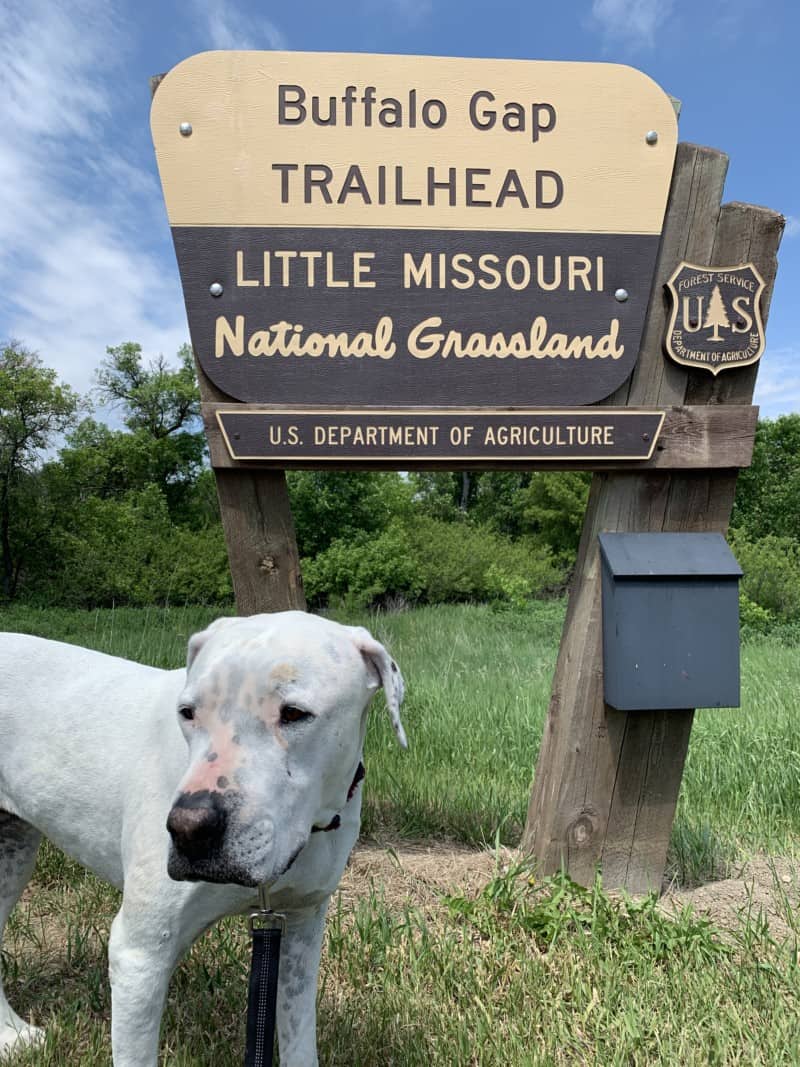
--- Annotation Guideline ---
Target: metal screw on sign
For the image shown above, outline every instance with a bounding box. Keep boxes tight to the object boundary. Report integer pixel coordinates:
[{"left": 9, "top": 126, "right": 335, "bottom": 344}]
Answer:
[
  {"left": 179, "top": 122, "right": 193, "bottom": 137},
  {"left": 614, "top": 288, "right": 629, "bottom": 302},
  {"left": 645, "top": 130, "right": 659, "bottom": 145},
  {"left": 209, "top": 283, "right": 224, "bottom": 297}
]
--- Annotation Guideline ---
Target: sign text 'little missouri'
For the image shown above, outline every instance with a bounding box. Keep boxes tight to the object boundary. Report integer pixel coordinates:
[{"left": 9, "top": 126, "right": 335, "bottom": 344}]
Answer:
[{"left": 152, "top": 51, "right": 677, "bottom": 416}]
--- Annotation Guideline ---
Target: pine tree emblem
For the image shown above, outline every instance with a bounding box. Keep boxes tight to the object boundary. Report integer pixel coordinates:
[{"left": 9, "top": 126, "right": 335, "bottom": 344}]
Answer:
[{"left": 702, "top": 284, "right": 730, "bottom": 341}]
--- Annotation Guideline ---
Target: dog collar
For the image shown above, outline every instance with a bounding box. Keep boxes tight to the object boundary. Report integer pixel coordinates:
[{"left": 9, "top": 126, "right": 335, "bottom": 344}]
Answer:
[{"left": 311, "top": 761, "right": 365, "bottom": 833}]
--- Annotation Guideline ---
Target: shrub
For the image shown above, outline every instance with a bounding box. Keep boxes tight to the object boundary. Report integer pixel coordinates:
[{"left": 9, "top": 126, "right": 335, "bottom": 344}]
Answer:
[
  {"left": 25, "top": 486, "right": 232, "bottom": 607},
  {"left": 738, "top": 593, "right": 774, "bottom": 637},
  {"left": 729, "top": 529, "right": 800, "bottom": 622},
  {"left": 287, "top": 471, "right": 413, "bottom": 558},
  {"left": 302, "top": 521, "right": 424, "bottom": 609},
  {"left": 302, "top": 517, "right": 565, "bottom": 609}
]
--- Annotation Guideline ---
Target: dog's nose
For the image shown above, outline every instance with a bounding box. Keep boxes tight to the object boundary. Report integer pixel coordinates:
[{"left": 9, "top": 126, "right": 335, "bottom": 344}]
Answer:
[{"left": 166, "top": 792, "right": 227, "bottom": 858}]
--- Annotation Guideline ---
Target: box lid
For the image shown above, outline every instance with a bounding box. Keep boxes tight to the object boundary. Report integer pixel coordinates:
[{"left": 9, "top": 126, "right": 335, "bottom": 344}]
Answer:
[{"left": 598, "top": 532, "right": 742, "bottom": 579}]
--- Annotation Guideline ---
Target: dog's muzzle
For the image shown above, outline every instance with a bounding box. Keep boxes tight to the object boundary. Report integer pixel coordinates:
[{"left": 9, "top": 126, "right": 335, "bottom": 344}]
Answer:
[{"left": 166, "top": 791, "right": 280, "bottom": 887}]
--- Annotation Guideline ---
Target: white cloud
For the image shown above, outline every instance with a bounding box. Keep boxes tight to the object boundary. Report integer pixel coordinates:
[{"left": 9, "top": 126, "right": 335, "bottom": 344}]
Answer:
[
  {"left": 2, "top": 1, "right": 112, "bottom": 140},
  {"left": 590, "top": 0, "right": 674, "bottom": 49},
  {"left": 192, "top": 2, "right": 288, "bottom": 51},
  {"left": 0, "top": 0, "right": 189, "bottom": 401},
  {"left": 753, "top": 346, "right": 800, "bottom": 419},
  {"left": 784, "top": 216, "right": 800, "bottom": 238}
]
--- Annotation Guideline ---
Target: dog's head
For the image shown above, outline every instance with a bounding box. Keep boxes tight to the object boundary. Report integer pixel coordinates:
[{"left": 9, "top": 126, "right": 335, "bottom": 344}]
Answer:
[{"left": 165, "top": 611, "right": 405, "bottom": 887}]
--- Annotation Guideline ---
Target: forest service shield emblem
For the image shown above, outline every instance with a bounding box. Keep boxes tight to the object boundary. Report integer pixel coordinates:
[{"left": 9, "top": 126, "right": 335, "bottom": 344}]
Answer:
[{"left": 665, "top": 262, "right": 766, "bottom": 375}]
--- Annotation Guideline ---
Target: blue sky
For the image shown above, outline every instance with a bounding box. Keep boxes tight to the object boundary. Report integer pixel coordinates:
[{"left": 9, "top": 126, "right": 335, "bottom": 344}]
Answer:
[{"left": 2, "top": 0, "right": 798, "bottom": 417}]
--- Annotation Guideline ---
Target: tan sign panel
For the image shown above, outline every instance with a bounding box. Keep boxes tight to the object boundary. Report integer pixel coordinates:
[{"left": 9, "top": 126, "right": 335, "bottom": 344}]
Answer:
[
  {"left": 152, "top": 51, "right": 676, "bottom": 234},
  {"left": 151, "top": 52, "right": 678, "bottom": 410}
]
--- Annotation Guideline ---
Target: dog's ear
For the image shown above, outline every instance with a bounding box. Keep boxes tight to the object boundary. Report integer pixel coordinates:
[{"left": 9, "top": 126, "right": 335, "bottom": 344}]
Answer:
[
  {"left": 347, "top": 627, "right": 407, "bottom": 748},
  {"left": 186, "top": 617, "right": 240, "bottom": 671}
]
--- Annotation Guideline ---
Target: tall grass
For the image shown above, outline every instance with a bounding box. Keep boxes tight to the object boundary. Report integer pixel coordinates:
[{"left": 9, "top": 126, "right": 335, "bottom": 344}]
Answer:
[
  {"left": 2, "top": 600, "right": 799, "bottom": 868},
  {"left": 3, "top": 603, "right": 800, "bottom": 1064},
  {"left": 6, "top": 862, "right": 800, "bottom": 1065}
]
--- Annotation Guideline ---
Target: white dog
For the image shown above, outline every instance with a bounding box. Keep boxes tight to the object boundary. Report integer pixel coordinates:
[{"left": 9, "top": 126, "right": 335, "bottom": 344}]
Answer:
[{"left": 0, "top": 611, "right": 406, "bottom": 1066}]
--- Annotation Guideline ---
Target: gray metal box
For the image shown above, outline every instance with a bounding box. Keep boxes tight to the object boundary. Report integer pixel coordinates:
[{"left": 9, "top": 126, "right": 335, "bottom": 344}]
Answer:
[{"left": 599, "top": 533, "right": 742, "bottom": 711}]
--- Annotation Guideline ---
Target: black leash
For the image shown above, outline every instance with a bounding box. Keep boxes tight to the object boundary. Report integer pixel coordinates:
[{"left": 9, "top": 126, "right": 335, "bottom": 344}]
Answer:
[
  {"left": 244, "top": 762, "right": 365, "bottom": 1065},
  {"left": 245, "top": 889, "right": 285, "bottom": 1067}
]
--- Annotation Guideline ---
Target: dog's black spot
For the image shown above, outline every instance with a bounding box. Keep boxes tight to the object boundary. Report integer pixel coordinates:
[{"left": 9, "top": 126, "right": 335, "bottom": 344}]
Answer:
[
  {"left": 217, "top": 776, "right": 229, "bottom": 789},
  {"left": 232, "top": 734, "right": 241, "bottom": 745},
  {"left": 391, "top": 662, "right": 398, "bottom": 672},
  {"left": 311, "top": 813, "right": 341, "bottom": 833},
  {"left": 347, "top": 761, "right": 366, "bottom": 800},
  {"left": 282, "top": 842, "right": 305, "bottom": 873},
  {"left": 207, "top": 752, "right": 218, "bottom": 762}
]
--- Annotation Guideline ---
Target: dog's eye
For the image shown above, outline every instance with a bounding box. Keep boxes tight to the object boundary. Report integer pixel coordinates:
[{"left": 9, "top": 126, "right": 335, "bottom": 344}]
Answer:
[
  {"left": 178, "top": 705, "right": 196, "bottom": 722},
  {"left": 280, "top": 705, "right": 314, "bottom": 726}
]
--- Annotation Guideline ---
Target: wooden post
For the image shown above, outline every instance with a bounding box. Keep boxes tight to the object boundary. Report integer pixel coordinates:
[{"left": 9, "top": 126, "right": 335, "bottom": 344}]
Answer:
[
  {"left": 150, "top": 75, "right": 305, "bottom": 616},
  {"left": 522, "top": 144, "right": 784, "bottom": 894}
]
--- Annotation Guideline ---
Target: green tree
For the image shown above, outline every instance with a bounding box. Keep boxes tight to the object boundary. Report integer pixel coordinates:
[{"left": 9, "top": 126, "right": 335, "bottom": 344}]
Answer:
[
  {"left": 517, "top": 471, "right": 591, "bottom": 561},
  {"left": 0, "top": 343, "right": 81, "bottom": 598},
  {"left": 96, "top": 342, "right": 200, "bottom": 437},
  {"left": 93, "top": 343, "right": 206, "bottom": 520},
  {"left": 732, "top": 415, "right": 800, "bottom": 541},
  {"left": 19, "top": 342, "right": 227, "bottom": 606},
  {"left": 287, "top": 471, "right": 413, "bottom": 558},
  {"left": 471, "top": 472, "right": 533, "bottom": 537}
]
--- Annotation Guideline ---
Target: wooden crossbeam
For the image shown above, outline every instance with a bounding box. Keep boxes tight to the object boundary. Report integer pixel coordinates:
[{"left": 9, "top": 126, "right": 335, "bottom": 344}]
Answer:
[{"left": 202, "top": 403, "right": 759, "bottom": 472}]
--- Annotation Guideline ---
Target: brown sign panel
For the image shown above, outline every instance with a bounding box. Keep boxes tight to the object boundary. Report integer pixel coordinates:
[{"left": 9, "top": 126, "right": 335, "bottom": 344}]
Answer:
[
  {"left": 665, "top": 262, "right": 766, "bottom": 375},
  {"left": 214, "top": 408, "right": 665, "bottom": 464},
  {"left": 152, "top": 52, "right": 678, "bottom": 408}
]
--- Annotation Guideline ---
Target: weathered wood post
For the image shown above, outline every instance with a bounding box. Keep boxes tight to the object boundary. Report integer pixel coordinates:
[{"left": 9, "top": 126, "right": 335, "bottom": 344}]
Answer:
[{"left": 522, "top": 144, "right": 784, "bottom": 893}]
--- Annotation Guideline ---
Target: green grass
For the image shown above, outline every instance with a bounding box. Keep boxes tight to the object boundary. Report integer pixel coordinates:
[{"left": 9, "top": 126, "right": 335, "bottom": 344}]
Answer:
[
  {"left": 3, "top": 602, "right": 800, "bottom": 1064},
  {"left": 3, "top": 600, "right": 800, "bottom": 868},
  {"left": 5, "top": 859, "right": 800, "bottom": 1065}
]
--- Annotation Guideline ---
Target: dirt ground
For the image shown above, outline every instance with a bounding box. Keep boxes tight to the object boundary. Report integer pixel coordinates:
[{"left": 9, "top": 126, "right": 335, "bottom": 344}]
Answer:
[
  {"left": 661, "top": 854, "right": 800, "bottom": 942},
  {"left": 341, "top": 841, "right": 800, "bottom": 942}
]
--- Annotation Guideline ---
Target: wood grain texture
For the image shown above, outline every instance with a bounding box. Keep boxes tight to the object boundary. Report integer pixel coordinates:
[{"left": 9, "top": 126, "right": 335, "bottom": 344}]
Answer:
[
  {"left": 151, "top": 74, "right": 306, "bottom": 616},
  {"left": 601, "top": 709, "right": 694, "bottom": 891},
  {"left": 215, "top": 469, "right": 305, "bottom": 615},
  {"left": 202, "top": 404, "right": 757, "bottom": 472},
  {"left": 606, "top": 142, "right": 729, "bottom": 410},
  {"left": 523, "top": 144, "right": 784, "bottom": 894}
]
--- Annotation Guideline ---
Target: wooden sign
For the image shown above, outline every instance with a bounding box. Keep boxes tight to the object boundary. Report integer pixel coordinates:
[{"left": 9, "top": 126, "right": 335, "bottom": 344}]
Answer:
[
  {"left": 151, "top": 52, "right": 678, "bottom": 410},
  {"left": 665, "top": 262, "right": 766, "bottom": 375},
  {"left": 213, "top": 408, "right": 664, "bottom": 463}
]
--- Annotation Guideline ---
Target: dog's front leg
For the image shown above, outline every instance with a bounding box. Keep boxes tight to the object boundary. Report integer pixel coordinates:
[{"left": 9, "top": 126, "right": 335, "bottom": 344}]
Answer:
[
  {"left": 276, "top": 901, "right": 329, "bottom": 1067},
  {"left": 107, "top": 884, "right": 216, "bottom": 1067},
  {"left": 107, "top": 903, "right": 180, "bottom": 1067}
]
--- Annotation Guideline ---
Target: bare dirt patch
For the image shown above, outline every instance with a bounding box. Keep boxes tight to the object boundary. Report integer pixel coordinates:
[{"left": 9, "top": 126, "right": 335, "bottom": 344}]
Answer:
[
  {"left": 339, "top": 840, "right": 507, "bottom": 914},
  {"left": 663, "top": 854, "right": 800, "bottom": 942},
  {"left": 344, "top": 841, "right": 800, "bottom": 942}
]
